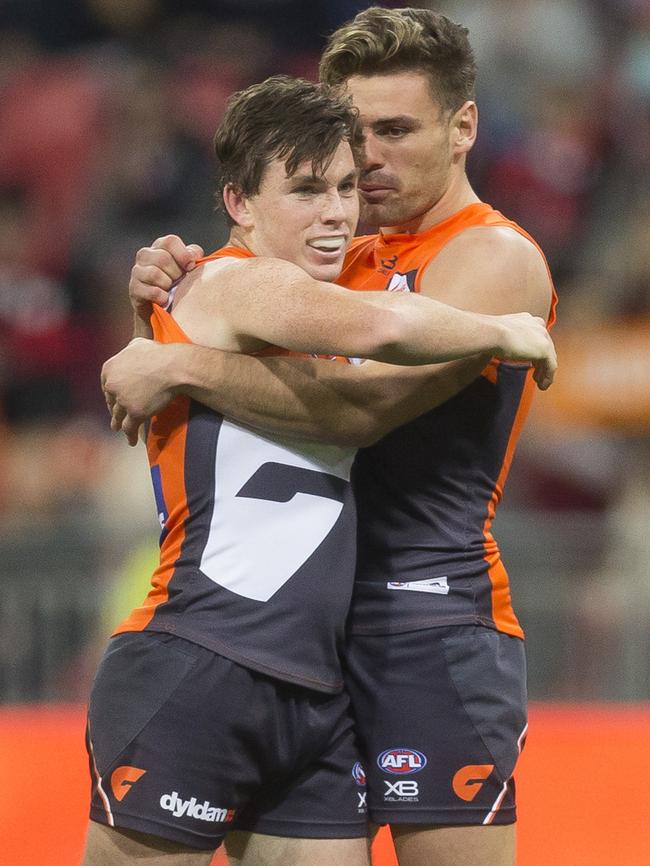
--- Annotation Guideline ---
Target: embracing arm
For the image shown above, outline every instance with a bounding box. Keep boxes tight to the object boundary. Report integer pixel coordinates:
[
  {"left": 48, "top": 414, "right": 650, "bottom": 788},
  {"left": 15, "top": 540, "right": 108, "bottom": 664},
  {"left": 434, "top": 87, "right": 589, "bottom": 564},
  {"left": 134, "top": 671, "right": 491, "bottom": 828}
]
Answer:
[
  {"left": 174, "top": 256, "right": 554, "bottom": 375},
  {"left": 105, "top": 232, "right": 555, "bottom": 445},
  {"left": 102, "top": 338, "right": 489, "bottom": 447},
  {"left": 177, "top": 348, "right": 489, "bottom": 446}
]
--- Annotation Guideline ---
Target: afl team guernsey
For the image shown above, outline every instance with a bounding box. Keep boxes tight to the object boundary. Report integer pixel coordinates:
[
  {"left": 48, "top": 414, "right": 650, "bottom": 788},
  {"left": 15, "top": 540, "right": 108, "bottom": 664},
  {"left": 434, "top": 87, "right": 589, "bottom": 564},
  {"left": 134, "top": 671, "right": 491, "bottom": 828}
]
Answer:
[
  {"left": 115, "top": 246, "right": 358, "bottom": 693},
  {"left": 341, "top": 203, "right": 558, "bottom": 639}
]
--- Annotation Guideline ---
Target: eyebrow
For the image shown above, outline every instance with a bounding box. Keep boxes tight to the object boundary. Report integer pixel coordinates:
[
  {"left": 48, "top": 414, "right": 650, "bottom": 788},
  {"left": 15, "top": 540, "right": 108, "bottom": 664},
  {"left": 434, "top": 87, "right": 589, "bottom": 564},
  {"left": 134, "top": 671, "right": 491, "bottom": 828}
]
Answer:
[
  {"left": 287, "top": 170, "right": 358, "bottom": 186},
  {"left": 370, "top": 115, "right": 422, "bottom": 129},
  {"left": 287, "top": 174, "right": 324, "bottom": 185}
]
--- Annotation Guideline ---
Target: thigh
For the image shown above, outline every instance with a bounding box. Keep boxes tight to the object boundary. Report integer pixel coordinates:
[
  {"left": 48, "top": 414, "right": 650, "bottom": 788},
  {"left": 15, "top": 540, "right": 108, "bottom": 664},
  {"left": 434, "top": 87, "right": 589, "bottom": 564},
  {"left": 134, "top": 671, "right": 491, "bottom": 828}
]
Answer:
[
  {"left": 392, "top": 823, "right": 515, "bottom": 866},
  {"left": 226, "top": 832, "right": 370, "bottom": 866},
  {"left": 345, "top": 625, "right": 527, "bottom": 827},
  {"left": 83, "top": 821, "right": 214, "bottom": 866},
  {"left": 233, "top": 687, "right": 369, "bottom": 841}
]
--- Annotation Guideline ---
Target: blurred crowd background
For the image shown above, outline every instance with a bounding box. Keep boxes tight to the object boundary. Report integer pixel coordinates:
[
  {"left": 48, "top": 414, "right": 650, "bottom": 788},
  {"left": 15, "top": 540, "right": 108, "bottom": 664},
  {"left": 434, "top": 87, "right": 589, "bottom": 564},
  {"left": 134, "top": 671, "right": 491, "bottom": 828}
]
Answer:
[{"left": 0, "top": 0, "right": 648, "bottom": 704}]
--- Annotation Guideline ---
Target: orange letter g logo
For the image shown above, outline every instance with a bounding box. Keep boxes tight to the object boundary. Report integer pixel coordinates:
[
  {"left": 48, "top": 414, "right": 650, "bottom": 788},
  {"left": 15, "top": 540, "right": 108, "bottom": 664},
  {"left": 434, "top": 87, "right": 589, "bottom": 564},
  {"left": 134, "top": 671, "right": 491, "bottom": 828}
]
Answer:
[
  {"left": 111, "top": 765, "right": 147, "bottom": 801},
  {"left": 452, "top": 764, "right": 494, "bottom": 802}
]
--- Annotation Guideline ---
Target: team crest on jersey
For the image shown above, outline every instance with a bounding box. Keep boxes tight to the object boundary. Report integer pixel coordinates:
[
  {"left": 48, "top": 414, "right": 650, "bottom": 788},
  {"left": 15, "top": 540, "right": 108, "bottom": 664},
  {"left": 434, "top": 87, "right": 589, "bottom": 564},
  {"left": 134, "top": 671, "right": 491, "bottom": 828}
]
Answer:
[
  {"left": 384, "top": 270, "right": 417, "bottom": 293},
  {"left": 377, "top": 748, "right": 427, "bottom": 775},
  {"left": 378, "top": 254, "right": 398, "bottom": 274}
]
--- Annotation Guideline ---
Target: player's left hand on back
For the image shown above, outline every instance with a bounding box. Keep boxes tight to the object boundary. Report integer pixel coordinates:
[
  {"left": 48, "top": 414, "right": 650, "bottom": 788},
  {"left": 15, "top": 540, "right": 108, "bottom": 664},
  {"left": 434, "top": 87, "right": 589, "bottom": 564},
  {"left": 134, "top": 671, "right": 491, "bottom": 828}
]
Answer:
[{"left": 129, "top": 235, "right": 204, "bottom": 322}]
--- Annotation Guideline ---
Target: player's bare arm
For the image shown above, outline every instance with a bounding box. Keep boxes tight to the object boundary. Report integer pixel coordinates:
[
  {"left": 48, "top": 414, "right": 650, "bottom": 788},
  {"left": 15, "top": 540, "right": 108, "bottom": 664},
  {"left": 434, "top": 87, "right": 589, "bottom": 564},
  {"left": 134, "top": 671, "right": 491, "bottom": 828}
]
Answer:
[
  {"left": 108, "top": 234, "right": 555, "bottom": 443},
  {"left": 169, "top": 254, "right": 553, "bottom": 367},
  {"left": 103, "top": 339, "right": 490, "bottom": 447}
]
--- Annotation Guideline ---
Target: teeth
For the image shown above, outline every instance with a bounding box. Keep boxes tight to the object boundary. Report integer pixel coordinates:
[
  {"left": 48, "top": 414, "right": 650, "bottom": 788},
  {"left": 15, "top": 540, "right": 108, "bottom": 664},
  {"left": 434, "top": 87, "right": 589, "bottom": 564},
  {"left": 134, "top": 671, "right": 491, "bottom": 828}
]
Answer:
[{"left": 307, "top": 237, "right": 345, "bottom": 251}]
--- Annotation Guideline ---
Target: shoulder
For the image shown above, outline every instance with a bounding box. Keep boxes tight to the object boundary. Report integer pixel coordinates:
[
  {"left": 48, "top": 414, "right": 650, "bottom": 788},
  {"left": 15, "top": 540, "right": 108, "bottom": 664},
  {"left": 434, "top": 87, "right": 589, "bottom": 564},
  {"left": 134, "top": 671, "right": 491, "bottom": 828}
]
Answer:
[
  {"left": 421, "top": 224, "right": 553, "bottom": 319},
  {"left": 184, "top": 255, "right": 309, "bottom": 303},
  {"left": 440, "top": 224, "right": 547, "bottom": 270}
]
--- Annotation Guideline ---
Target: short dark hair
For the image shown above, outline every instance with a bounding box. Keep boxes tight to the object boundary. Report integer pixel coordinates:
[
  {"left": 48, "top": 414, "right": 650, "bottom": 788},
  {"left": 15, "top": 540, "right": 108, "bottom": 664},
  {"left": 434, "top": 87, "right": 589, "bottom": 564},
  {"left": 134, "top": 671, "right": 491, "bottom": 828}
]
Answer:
[
  {"left": 214, "top": 75, "right": 362, "bottom": 225},
  {"left": 319, "top": 6, "right": 476, "bottom": 112}
]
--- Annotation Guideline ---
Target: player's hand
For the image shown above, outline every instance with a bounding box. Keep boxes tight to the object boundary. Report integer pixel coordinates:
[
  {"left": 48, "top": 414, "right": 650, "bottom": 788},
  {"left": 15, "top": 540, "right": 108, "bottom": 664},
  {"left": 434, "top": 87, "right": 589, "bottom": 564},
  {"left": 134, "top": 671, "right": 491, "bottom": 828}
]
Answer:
[
  {"left": 101, "top": 338, "right": 180, "bottom": 445},
  {"left": 497, "top": 313, "right": 557, "bottom": 390},
  {"left": 129, "top": 235, "right": 204, "bottom": 322}
]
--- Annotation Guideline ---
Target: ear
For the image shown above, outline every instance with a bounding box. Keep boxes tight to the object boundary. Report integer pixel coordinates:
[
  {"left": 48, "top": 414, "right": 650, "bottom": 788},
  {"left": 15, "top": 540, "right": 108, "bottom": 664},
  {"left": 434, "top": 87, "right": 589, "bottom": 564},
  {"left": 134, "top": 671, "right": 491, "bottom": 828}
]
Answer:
[
  {"left": 223, "top": 183, "right": 254, "bottom": 227},
  {"left": 451, "top": 101, "right": 478, "bottom": 156}
]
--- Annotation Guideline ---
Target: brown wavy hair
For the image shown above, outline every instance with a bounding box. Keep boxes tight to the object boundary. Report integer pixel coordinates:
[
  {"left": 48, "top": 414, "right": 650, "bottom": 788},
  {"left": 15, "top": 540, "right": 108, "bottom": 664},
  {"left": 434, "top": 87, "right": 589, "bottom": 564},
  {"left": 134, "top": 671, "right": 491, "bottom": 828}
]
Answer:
[
  {"left": 319, "top": 6, "right": 476, "bottom": 112},
  {"left": 214, "top": 75, "right": 363, "bottom": 224}
]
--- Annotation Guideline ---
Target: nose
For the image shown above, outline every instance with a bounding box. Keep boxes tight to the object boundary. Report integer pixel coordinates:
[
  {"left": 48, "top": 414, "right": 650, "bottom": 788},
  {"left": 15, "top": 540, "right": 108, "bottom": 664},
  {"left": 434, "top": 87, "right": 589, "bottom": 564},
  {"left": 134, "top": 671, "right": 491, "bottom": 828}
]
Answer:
[
  {"left": 361, "top": 132, "right": 384, "bottom": 172},
  {"left": 321, "top": 191, "right": 347, "bottom": 224}
]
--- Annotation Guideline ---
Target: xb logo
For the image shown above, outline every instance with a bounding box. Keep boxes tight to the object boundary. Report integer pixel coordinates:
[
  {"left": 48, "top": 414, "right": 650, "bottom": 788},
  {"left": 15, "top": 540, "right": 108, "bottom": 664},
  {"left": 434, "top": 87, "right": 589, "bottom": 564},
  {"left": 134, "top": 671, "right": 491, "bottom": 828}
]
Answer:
[
  {"left": 452, "top": 764, "right": 494, "bottom": 802},
  {"left": 384, "top": 780, "right": 419, "bottom": 797}
]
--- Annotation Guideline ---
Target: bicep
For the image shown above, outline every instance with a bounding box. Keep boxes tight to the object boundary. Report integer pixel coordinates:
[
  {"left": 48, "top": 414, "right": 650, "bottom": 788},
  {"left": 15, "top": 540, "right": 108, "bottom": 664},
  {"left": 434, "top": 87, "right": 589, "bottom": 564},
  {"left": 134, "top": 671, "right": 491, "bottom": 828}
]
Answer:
[{"left": 175, "top": 258, "right": 389, "bottom": 357}]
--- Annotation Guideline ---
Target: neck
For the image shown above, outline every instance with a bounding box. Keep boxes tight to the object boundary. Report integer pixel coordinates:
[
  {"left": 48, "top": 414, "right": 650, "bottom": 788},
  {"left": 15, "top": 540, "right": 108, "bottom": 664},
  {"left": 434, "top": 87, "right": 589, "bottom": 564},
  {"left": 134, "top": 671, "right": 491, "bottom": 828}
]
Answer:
[
  {"left": 381, "top": 173, "right": 480, "bottom": 236},
  {"left": 228, "top": 228, "right": 254, "bottom": 253}
]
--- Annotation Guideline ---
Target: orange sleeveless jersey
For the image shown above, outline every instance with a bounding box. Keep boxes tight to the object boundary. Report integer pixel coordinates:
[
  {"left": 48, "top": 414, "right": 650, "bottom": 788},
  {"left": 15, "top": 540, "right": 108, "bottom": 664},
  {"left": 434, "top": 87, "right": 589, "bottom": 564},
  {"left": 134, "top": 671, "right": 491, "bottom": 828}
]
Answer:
[
  {"left": 339, "top": 203, "right": 557, "bottom": 639},
  {"left": 114, "top": 245, "right": 358, "bottom": 693}
]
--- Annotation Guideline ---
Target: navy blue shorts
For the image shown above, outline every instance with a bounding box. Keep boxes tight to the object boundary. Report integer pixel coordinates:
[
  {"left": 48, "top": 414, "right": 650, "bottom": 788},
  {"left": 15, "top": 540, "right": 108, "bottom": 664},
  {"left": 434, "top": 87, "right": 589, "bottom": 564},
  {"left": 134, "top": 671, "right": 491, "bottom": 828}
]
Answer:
[
  {"left": 86, "top": 632, "right": 367, "bottom": 850},
  {"left": 344, "top": 624, "right": 527, "bottom": 826}
]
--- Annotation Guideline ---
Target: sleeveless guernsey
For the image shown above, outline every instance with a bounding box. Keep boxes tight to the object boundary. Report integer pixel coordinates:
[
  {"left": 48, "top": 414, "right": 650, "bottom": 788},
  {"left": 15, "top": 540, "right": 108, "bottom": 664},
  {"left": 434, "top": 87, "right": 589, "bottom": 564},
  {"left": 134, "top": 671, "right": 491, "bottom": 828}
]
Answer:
[
  {"left": 115, "top": 246, "right": 358, "bottom": 693},
  {"left": 341, "top": 203, "right": 557, "bottom": 638}
]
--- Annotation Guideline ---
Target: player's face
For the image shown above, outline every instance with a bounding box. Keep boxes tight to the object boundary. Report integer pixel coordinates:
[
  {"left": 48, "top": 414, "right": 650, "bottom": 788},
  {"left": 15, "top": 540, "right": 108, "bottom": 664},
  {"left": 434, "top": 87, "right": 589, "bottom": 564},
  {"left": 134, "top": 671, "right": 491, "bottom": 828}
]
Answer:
[
  {"left": 345, "top": 71, "right": 457, "bottom": 229},
  {"left": 245, "top": 141, "right": 359, "bottom": 281}
]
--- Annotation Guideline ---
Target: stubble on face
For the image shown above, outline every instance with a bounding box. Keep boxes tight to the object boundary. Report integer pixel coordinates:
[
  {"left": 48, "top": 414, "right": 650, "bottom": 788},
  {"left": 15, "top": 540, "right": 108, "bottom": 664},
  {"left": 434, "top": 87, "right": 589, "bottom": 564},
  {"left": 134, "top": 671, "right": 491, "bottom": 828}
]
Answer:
[{"left": 345, "top": 72, "right": 456, "bottom": 232}]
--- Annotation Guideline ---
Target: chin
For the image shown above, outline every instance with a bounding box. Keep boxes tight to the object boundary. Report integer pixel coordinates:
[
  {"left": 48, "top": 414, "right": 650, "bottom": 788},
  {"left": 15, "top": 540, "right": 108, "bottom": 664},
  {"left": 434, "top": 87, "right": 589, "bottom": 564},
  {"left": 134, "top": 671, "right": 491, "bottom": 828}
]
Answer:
[
  {"left": 359, "top": 202, "right": 395, "bottom": 228},
  {"left": 316, "top": 264, "right": 344, "bottom": 282}
]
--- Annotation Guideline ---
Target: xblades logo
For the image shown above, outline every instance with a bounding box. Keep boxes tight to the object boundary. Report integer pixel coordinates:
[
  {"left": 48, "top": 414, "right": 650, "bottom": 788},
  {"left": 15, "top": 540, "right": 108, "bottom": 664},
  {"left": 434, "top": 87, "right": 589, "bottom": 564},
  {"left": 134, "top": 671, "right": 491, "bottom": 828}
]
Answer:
[
  {"left": 111, "top": 766, "right": 146, "bottom": 801},
  {"left": 452, "top": 764, "right": 494, "bottom": 802},
  {"left": 384, "top": 780, "right": 419, "bottom": 801}
]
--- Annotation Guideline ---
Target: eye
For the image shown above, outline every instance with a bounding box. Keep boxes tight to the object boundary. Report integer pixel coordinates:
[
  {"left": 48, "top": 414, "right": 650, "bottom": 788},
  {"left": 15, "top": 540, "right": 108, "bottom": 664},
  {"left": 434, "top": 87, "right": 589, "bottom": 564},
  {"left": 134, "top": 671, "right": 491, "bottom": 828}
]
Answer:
[
  {"left": 384, "top": 127, "right": 407, "bottom": 138},
  {"left": 293, "top": 185, "right": 317, "bottom": 195},
  {"left": 339, "top": 180, "right": 357, "bottom": 194}
]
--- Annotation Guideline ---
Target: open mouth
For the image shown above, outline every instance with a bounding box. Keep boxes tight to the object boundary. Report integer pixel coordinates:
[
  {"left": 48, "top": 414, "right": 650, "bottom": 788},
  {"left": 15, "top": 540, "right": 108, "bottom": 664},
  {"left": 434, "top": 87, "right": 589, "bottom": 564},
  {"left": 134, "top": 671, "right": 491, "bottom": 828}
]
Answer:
[{"left": 306, "top": 236, "right": 347, "bottom": 253}]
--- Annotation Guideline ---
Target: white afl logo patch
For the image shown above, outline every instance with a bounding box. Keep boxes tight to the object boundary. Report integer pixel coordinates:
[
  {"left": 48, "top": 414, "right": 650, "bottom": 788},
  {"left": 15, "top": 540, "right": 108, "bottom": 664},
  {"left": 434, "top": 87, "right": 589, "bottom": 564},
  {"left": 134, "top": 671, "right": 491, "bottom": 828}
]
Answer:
[{"left": 377, "top": 748, "right": 427, "bottom": 775}]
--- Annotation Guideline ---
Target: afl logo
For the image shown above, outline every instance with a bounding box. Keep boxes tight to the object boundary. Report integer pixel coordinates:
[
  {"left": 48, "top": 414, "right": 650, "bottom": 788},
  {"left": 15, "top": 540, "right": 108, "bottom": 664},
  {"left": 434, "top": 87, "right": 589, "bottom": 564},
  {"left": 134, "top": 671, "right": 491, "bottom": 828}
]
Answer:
[
  {"left": 378, "top": 748, "right": 427, "bottom": 775},
  {"left": 351, "top": 761, "right": 366, "bottom": 786}
]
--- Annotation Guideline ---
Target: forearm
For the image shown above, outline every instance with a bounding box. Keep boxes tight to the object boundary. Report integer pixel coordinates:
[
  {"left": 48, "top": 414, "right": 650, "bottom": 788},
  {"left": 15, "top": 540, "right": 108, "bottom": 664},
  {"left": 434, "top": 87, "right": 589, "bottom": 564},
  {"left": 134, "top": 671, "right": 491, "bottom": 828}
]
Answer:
[
  {"left": 196, "top": 259, "right": 507, "bottom": 366},
  {"left": 178, "top": 348, "right": 365, "bottom": 443},
  {"left": 175, "top": 345, "right": 490, "bottom": 447},
  {"left": 362, "top": 292, "right": 506, "bottom": 365}
]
